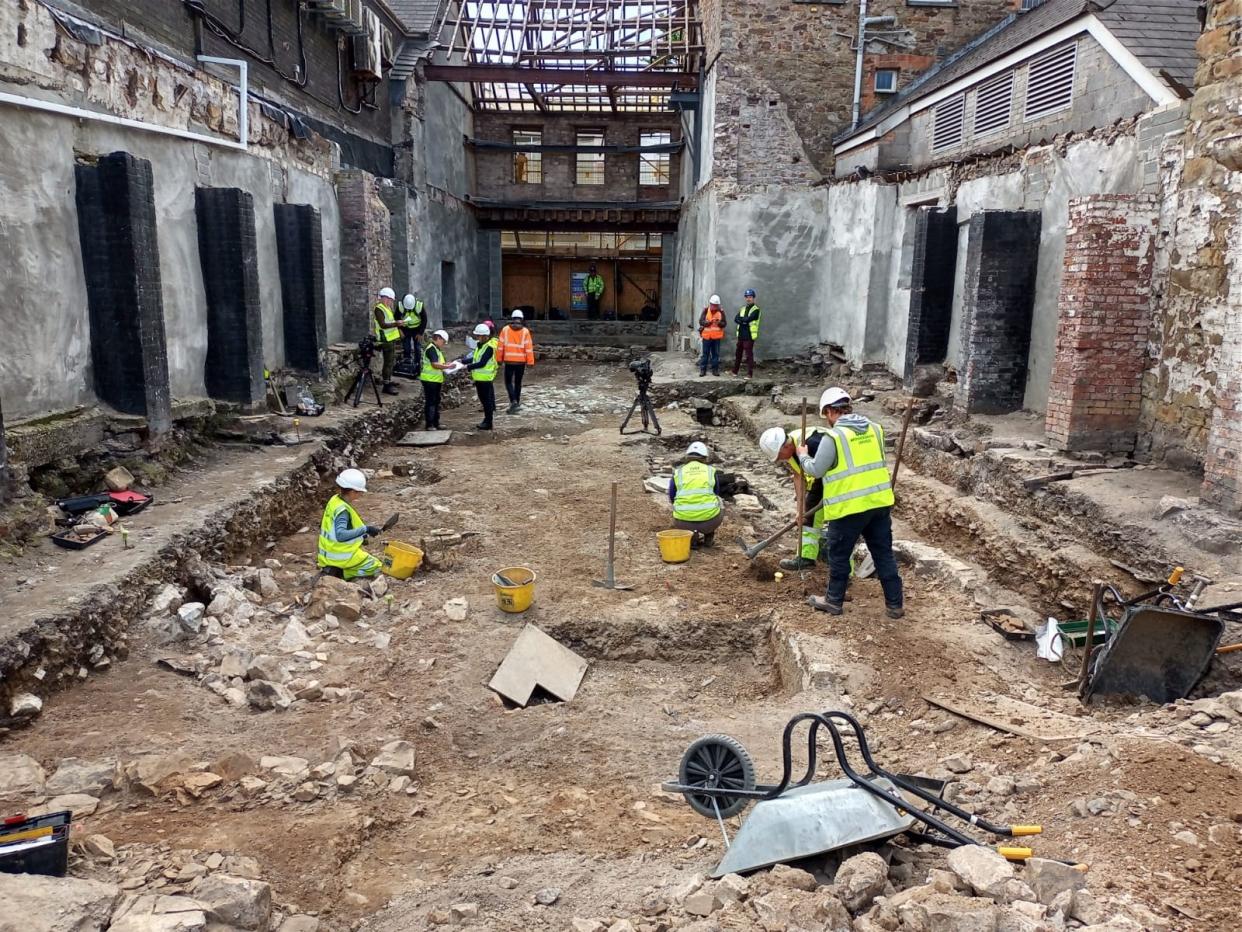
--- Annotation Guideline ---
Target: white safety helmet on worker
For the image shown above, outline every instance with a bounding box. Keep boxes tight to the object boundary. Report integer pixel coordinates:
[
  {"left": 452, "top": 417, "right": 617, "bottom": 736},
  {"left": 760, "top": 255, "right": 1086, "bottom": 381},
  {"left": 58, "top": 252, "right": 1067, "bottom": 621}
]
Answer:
[
  {"left": 402, "top": 294, "right": 417, "bottom": 310},
  {"left": 336, "top": 468, "right": 368, "bottom": 493},
  {"left": 433, "top": 329, "right": 449, "bottom": 342},
  {"left": 819, "top": 386, "right": 852, "bottom": 413},
  {"left": 686, "top": 441, "right": 710, "bottom": 459},
  {"left": 511, "top": 309, "right": 525, "bottom": 319},
  {"left": 759, "top": 427, "right": 788, "bottom": 462},
  {"left": 708, "top": 294, "right": 721, "bottom": 306},
  {"left": 378, "top": 287, "right": 396, "bottom": 300},
  {"left": 473, "top": 323, "right": 491, "bottom": 337}
]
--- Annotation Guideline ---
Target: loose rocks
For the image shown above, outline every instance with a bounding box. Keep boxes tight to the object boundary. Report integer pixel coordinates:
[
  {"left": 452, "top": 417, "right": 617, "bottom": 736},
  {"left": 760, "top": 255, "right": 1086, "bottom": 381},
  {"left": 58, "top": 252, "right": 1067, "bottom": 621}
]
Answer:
[
  {"left": 834, "top": 851, "right": 889, "bottom": 912},
  {"left": 0, "top": 872, "right": 120, "bottom": 932},
  {"left": 193, "top": 873, "right": 272, "bottom": 930}
]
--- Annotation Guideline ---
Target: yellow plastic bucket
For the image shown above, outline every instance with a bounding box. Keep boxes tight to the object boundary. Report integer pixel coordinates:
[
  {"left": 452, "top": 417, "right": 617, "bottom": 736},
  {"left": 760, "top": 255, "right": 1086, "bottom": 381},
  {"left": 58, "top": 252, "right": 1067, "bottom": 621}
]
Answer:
[
  {"left": 493, "top": 566, "right": 536, "bottom": 613},
  {"left": 657, "top": 529, "right": 693, "bottom": 564},
  {"left": 382, "top": 541, "right": 423, "bottom": 579}
]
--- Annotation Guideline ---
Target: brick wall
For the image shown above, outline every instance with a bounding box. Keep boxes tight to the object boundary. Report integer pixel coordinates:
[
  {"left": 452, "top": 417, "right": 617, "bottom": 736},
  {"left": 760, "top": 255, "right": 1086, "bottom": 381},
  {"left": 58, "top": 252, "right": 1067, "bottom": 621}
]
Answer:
[
  {"left": 861, "top": 52, "right": 936, "bottom": 116},
  {"left": 1193, "top": 0, "right": 1242, "bottom": 511},
  {"left": 472, "top": 113, "right": 682, "bottom": 203},
  {"left": 712, "top": 0, "right": 1012, "bottom": 181},
  {"left": 336, "top": 171, "right": 393, "bottom": 341},
  {"left": 1044, "top": 196, "right": 1158, "bottom": 453},
  {"left": 904, "top": 206, "right": 958, "bottom": 382},
  {"left": 955, "top": 210, "right": 1042, "bottom": 414},
  {"left": 71, "top": 0, "right": 396, "bottom": 147}
]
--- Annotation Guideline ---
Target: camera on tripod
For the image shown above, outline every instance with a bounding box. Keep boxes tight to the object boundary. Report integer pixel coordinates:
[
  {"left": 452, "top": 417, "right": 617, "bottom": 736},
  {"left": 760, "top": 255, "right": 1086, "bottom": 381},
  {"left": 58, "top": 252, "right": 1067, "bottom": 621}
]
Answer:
[
  {"left": 357, "top": 335, "right": 376, "bottom": 366},
  {"left": 621, "top": 356, "right": 660, "bottom": 436}
]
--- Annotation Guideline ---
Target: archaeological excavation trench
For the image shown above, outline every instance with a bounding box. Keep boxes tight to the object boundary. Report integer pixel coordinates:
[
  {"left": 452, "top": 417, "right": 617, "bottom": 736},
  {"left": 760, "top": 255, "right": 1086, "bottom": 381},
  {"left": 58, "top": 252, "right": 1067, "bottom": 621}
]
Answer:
[{"left": 2, "top": 362, "right": 1241, "bottom": 932}]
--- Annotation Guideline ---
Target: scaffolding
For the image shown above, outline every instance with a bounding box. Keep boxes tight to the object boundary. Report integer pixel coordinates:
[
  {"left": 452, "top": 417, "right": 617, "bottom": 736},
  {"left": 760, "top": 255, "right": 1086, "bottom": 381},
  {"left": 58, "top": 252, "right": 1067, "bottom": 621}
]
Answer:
[{"left": 431, "top": 1, "right": 703, "bottom": 112}]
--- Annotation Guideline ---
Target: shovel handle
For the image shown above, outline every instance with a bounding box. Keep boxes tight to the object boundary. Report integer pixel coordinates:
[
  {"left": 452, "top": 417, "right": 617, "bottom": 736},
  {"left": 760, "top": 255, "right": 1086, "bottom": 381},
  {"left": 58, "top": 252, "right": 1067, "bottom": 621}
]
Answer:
[{"left": 607, "top": 482, "right": 618, "bottom": 567}]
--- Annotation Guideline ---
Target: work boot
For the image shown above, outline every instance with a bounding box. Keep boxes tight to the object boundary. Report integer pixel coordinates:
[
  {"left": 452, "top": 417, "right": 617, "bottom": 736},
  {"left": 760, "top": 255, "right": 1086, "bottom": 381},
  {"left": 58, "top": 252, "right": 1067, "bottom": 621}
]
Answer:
[
  {"left": 477, "top": 420, "right": 493, "bottom": 431},
  {"left": 507, "top": 402, "right": 519, "bottom": 415},
  {"left": 780, "top": 556, "right": 816, "bottom": 571},
  {"left": 807, "top": 596, "right": 843, "bottom": 615},
  {"left": 699, "top": 371, "right": 706, "bottom": 378},
  {"left": 382, "top": 383, "right": 399, "bottom": 396},
  {"left": 886, "top": 605, "right": 905, "bottom": 619},
  {"left": 701, "top": 532, "right": 715, "bottom": 548}
]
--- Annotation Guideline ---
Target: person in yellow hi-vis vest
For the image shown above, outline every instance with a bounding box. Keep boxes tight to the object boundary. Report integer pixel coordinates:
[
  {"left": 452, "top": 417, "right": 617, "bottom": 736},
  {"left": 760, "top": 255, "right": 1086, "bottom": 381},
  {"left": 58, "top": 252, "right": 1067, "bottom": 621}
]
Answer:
[
  {"left": 759, "top": 425, "right": 831, "bottom": 571},
  {"left": 317, "top": 469, "right": 382, "bottom": 581},
  {"left": 668, "top": 441, "right": 724, "bottom": 548},
  {"left": 463, "top": 322, "right": 499, "bottom": 430},
  {"left": 372, "top": 287, "right": 402, "bottom": 395},
  {"left": 796, "top": 387, "right": 903, "bottom": 619}
]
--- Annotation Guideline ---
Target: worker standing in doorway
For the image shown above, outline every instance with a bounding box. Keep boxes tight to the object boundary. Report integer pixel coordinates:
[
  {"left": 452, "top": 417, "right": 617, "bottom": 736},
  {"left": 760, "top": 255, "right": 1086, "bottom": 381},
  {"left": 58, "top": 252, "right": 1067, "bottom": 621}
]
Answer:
[
  {"left": 399, "top": 294, "right": 427, "bottom": 371},
  {"left": 464, "top": 322, "right": 499, "bottom": 430},
  {"left": 420, "top": 329, "right": 453, "bottom": 431},
  {"left": 698, "top": 295, "right": 725, "bottom": 377},
  {"left": 668, "top": 441, "right": 724, "bottom": 548},
  {"left": 372, "top": 287, "right": 402, "bottom": 395},
  {"left": 760, "top": 425, "right": 830, "bottom": 571},
  {"left": 497, "top": 309, "right": 535, "bottom": 414},
  {"left": 585, "top": 265, "right": 605, "bottom": 320},
  {"left": 798, "top": 387, "right": 903, "bottom": 619},
  {"left": 732, "top": 289, "right": 762, "bottom": 380},
  {"left": 317, "top": 469, "right": 383, "bottom": 581}
]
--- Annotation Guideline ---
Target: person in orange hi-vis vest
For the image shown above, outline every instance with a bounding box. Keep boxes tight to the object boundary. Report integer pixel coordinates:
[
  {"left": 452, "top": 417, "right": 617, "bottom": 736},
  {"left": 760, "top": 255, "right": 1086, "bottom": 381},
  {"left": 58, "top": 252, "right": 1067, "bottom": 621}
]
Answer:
[
  {"left": 698, "top": 295, "right": 725, "bottom": 377},
  {"left": 497, "top": 309, "right": 536, "bottom": 414}
]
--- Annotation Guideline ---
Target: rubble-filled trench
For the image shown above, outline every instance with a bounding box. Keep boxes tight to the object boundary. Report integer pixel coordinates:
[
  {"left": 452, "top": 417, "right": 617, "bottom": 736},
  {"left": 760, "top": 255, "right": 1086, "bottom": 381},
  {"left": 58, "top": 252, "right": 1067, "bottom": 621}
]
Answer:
[{"left": 2, "top": 361, "right": 1241, "bottom": 932}]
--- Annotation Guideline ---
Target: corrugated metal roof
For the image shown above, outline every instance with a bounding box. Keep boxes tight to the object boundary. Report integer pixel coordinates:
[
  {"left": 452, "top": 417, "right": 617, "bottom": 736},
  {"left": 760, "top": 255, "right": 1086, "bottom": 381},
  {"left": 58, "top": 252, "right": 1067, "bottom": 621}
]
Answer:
[
  {"left": 382, "top": 0, "right": 445, "bottom": 36},
  {"left": 841, "top": 0, "right": 1200, "bottom": 141}
]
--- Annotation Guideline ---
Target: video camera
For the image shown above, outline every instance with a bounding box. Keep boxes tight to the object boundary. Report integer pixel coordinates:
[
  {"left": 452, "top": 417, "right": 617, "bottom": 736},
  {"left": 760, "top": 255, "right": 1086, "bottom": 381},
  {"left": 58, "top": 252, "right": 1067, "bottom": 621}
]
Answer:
[
  {"left": 357, "top": 335, "right": 376, "bottom": 366},
  {"left": 628, "top": 357, "right": 654, "bottom": 390}
]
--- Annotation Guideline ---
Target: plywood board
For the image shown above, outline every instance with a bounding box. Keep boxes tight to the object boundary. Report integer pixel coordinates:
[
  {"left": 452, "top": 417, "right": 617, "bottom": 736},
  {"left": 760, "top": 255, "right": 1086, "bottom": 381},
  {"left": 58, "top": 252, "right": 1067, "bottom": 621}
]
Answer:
[
  {"left": 488, "top": 624, "right": 589, "bottom": 707},
  {"left": 397, "top": 430, "right": 453, "bottom": 446}
]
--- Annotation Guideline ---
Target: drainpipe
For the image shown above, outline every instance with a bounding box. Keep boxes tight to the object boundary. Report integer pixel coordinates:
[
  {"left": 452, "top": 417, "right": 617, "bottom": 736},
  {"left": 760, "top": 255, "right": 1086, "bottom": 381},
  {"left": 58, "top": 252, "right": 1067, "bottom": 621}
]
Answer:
[
  {"left": 851, "top": 0, "right": 869, "bottom": 132},
  {"left": 850, "top": 7, "right": 898, "bottom": 131}
]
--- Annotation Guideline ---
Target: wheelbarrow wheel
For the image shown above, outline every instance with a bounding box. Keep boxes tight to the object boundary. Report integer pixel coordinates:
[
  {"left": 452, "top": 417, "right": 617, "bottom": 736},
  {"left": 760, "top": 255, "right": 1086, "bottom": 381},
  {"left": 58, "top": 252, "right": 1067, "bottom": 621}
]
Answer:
[{"left": 678, "top": 734, "right": 756, "bottom": 819}]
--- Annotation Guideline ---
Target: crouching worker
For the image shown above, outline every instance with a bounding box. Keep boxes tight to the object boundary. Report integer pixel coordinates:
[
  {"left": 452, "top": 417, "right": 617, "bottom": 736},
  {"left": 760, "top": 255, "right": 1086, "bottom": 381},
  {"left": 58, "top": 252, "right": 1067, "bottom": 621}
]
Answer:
[
  {"left": 317, "top": 469, "right": 383, "bottom": 581},
  {"left": 669, "top": 441, "right": 724, "bottom": 548}
]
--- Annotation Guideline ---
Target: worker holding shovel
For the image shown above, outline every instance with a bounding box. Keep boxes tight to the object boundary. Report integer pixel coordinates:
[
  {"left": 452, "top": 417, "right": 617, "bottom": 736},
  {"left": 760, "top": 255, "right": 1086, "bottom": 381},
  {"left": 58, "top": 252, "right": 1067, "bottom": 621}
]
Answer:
[
  {"left": 797, "top": 388, "right": 903, "bottom": 619},
  {"left": 760, "top": 425, "right": 830, "bottom": 572}
]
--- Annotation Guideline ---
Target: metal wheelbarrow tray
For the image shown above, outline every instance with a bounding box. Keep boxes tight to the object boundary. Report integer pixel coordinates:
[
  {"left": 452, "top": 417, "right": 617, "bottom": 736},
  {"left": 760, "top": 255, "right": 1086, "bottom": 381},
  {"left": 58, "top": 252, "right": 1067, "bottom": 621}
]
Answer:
[
  {"left": 663, "top": 711, "right": 1043, "bottom": 877},
  {"left": 1083, "top": 604, "right": 1224, "bottom": 704}
]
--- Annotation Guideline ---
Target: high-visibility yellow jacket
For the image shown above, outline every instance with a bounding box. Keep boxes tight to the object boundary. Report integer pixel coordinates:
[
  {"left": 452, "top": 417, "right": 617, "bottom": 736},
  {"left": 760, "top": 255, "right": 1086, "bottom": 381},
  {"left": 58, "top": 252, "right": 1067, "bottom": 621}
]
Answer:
[
  {"left": 471, "top": 338, "right": 499, "bottom": 382},
  {"left": 373, "top": 303, "right": 400, "bottom": 343},
  {"left": 672, "top": 461, "right": 722, "bottom": 522},
  {"left": 317, "top": 494, "right": 366, "bottom": 570},
  {"left": 818, "top": 422, "right": 895, "bottom": 521},
  {"left": 736, "top": 304, "right": 762, "bottom": 341},
  {"left": 420, "top": 343, "right": 445, "bottom": 384},
  {"left": 786, "top": 426, "right": 828, "bottom": 480}
]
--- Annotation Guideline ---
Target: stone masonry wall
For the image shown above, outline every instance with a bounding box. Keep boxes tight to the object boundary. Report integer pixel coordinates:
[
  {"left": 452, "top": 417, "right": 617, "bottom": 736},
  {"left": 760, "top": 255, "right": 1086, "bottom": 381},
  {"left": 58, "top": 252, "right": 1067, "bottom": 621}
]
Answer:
[
  {"left": 1045, "top": 195, "right": 1159, "bottom": 453},
  {"left": 1193, "top": 0, "right": 1242, "bottom": 511},
  {"left": 712, "top": 0, "right": 1013, "bottom": 184}
]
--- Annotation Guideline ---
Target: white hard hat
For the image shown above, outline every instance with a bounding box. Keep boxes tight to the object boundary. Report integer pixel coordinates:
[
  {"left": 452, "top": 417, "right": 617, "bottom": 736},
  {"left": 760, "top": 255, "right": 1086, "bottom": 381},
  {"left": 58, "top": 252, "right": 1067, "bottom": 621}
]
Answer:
[
  {"left": 511, "top": 309, "right": 524, "bottom": 319},
  {"left": 686, "top": 441, "right": 710, "bottom": 459},
  {"left": 378, "top": 287, "right": 396, "bottom": 300},
  {"left": 473, "top": 323, "right": 491, "bottom": 337},
  {"left": 708, "top": 294, "right": 721, "bottom": 305},
  {"left": 759, "top": 427, "right": 788, "bottom": 462},
  {"left": 433, "top": 329, "right": 449, "bottom": 341},
  {"left": 819, "top": 386, "right": 852, "bottom": 412},
  {"left": 336, "top": 468, "right": 368, "bottom": 493},
  {"left": 402, "top": 294, "right": 417, "bottom": 310}
]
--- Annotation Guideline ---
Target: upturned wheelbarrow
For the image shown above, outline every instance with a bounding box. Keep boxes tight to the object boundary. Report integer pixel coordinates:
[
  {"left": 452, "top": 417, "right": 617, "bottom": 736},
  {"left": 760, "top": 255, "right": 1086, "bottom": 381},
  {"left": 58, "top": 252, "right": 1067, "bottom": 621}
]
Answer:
[{"left": 662, "top": 710, "right": 1044, "bottom": 877}]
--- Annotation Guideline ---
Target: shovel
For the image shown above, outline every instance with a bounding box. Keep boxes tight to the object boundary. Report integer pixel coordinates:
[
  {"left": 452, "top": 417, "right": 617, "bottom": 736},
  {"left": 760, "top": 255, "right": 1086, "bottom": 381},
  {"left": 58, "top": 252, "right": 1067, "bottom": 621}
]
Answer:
[
  {"left": 381, "top": 513, "right": 400, "bottom": 532},
  {"left": 593, "top": 482, "right": 633, "bottom": 591}
]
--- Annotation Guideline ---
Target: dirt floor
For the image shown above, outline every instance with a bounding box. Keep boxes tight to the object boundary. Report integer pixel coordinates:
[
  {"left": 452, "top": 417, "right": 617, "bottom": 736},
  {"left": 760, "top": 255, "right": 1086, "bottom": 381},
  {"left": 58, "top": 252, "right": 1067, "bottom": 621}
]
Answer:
[{"left": 4, "top": 361, "right": 1242, "bottom": 931}]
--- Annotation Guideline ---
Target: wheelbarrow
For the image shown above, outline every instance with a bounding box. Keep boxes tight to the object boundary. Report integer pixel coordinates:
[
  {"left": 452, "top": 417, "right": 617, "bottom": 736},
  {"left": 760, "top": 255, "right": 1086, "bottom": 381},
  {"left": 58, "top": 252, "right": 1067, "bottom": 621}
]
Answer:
[{"left": 662, "top": 710, "right": 1044, "bottom": 877}]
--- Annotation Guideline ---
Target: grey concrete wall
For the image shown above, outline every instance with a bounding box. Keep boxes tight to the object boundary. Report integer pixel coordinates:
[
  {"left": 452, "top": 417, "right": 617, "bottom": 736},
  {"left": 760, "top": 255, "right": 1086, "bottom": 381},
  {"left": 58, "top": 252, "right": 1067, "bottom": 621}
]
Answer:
[{"left": 0, "top": 107, "right": 342, "bottom": 421}]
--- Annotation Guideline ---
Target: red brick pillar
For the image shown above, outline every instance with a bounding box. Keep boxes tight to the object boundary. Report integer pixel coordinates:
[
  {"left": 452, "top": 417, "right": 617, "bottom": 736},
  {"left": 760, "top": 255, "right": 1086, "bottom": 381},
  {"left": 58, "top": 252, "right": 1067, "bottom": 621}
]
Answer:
[
  {"left": 335, "top": 170, "right": 393, "bottom": 342},
  {"left": 1044, "top": 196, "right": 1158, "bottom": 453}
]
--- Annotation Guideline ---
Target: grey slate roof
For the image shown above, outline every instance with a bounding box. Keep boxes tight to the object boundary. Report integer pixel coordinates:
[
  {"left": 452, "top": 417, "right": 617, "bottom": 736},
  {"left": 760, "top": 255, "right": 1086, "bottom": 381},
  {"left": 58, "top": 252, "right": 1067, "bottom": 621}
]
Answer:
[
  {"left": 840, "top": 0, "right": 1200, "bottom": 141},
  {"left": 381, "top": 0, "right": 445, "bottom": 36}
]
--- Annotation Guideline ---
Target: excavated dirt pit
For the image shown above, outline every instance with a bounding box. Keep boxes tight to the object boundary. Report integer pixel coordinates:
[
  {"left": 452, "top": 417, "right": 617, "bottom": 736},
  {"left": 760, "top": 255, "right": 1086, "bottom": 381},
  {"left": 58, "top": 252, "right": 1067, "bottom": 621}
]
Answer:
[{"left": 4, "top": 362, "right": 1242, "bottom": 932}]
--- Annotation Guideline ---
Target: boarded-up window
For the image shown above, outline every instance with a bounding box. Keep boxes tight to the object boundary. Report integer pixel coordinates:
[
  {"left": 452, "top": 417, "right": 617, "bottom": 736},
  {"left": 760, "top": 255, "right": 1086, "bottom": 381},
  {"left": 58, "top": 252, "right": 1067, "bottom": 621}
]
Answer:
[
  {"left": 576, "top": 130, "right": 605, "bottom": 185},
  {"left": 973, "top": 71, "right": 1014, "bottom": 137},
  {"left": 931, "top": 94, "right": 965, "bottom": 152},
  {"left": 513, "top": 130, "right": 542, "bottom": 184},
  {"left": 1024, "top": 43, "right": 1077, "bottom": 121},
  {"left": 639, "top": 131, "right": 671, "bottom": 186}
]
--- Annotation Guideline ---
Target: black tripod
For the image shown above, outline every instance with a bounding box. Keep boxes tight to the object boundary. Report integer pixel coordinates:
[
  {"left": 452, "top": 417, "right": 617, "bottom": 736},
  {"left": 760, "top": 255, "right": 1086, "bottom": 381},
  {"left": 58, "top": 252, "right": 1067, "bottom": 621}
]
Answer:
[
  {"left": 347, "top": 339, "right": 383, "bottom": 408},
  {"left": 620, "top": 381, "right": 661, "bottom": 435}
]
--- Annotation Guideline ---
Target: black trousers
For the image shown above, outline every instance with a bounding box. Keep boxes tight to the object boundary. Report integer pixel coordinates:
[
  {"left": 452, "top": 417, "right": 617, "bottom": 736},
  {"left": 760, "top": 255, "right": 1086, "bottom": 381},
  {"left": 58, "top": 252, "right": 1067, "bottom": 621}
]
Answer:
[
  {"left": 504, "top": 364, "right": 526, "bottom": 404},
  {"left": 825, "top": 506, "right": 903, "bottom": 608},
  {"left": 475, "top": 381, "right": 496, "bottom": 427},
  {"left": 422, "top": 380, "right": 442, "bottom": 430},
  {"left": 586, "top": 293, "right": 601, "bottom": 320}
]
